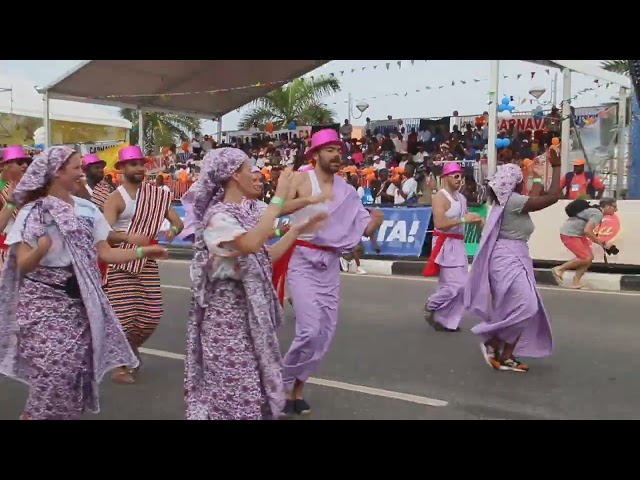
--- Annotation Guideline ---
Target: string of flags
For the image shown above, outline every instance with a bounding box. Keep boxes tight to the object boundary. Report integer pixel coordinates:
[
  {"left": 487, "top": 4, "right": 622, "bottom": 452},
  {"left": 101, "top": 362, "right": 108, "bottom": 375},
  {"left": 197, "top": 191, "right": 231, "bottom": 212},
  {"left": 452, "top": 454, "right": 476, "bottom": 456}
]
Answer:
[
  {"left": 320, "top": 76, "right": 611, "bottom": 113},
  {"left": 84, "top": 60, "right": 611, "bottom": 103}
]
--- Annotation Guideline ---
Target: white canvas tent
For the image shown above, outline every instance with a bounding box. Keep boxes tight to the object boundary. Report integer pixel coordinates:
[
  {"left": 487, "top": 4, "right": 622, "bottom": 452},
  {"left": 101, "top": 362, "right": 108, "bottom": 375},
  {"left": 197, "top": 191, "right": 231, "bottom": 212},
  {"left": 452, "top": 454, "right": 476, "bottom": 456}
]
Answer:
[
  {"left": 0, "top": 73, "right": 131, "bottom": 129},
  {"left": 486, "top": 60, "right": 631, "bottom": 181}
]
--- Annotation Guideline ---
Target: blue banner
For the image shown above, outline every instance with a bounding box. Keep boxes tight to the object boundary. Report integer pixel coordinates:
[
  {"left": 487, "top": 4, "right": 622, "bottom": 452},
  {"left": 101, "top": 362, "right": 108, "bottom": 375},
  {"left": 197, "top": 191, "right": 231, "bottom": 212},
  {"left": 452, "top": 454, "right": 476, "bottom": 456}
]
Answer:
[
  {"left": 362, "top": 206, "right": 431, "bottom": 257},
  {"left": 161, "top": 204, "right": 432, "bottom": 258},
  {"left": 159, "top": 204, "right": 193, "bottom": 246}
]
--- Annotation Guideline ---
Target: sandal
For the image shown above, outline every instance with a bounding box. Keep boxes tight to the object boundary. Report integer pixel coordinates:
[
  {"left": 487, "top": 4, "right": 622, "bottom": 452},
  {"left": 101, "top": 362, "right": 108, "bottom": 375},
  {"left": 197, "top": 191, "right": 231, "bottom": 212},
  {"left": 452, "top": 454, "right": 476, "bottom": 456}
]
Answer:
[{"left": 111, "top": 367, "right": 136, "bottom": 384}]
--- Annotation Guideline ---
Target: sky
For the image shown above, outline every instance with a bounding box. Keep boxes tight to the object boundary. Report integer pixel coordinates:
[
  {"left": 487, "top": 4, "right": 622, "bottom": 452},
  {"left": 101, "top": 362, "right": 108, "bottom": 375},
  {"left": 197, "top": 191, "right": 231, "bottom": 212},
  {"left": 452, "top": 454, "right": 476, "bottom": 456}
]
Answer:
[{"left": 0, "top": 60, "right": 618, "bottom": 136}]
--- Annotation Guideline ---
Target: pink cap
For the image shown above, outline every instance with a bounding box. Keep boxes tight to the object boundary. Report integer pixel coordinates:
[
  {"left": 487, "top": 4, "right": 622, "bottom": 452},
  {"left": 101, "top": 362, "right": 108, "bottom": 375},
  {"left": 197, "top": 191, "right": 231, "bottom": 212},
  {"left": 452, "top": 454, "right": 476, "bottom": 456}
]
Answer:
[
  {"left": 442, "top": 162, "right": 463, "bottom": 176},
  {"left": 117, "top": 145, "right": 145, "bottom": 164},
  {"left": 2, "top": 145, "right": 29, "bottom": 163},
  {"left": 82, "top": 153, "right": 105, "bottom": 168},
  {"left": 298, "top": 164, "right": 314, "bottom": 172},
  {"left": 305, "top": 129, "right": 346, "bottom": 158}
]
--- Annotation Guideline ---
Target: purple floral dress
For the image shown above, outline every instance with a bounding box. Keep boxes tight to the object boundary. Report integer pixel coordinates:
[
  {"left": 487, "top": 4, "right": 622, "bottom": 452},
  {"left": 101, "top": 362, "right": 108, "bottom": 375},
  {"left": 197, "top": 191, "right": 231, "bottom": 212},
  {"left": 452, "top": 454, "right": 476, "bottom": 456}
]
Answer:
[
  {"left": 184, "top": 201, "right": 285, "bottom": 420},
  {"left": 0, "top": 196, "right": 138, "bottom": 419}
]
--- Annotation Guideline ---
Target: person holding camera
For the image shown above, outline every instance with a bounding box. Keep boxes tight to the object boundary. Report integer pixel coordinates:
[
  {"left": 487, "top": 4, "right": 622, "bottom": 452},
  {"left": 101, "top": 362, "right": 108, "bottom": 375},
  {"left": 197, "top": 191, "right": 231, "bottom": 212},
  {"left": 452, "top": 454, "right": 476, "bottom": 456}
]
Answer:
[{"left": 552, "top": 197, "right": 618, "bottom": 289}]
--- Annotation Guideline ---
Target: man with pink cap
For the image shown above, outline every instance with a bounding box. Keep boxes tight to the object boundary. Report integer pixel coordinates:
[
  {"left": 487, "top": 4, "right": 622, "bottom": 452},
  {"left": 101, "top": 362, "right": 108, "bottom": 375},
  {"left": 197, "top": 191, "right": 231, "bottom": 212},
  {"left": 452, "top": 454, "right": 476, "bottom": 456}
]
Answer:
[
  {"left": 0, "top": 145, "right": 31, "bottom": 268},
  {"left": 83, "top": 153, "right": 116, "bottom": 211},
  {"left": 272, "top": 128, "right": 384, "bottom": 415},
  {"left": 102, "top": 145, "right": 184, "bottom": 384},
  {"left": 422, "top": 162, "right": 482, "bottom": 332}
]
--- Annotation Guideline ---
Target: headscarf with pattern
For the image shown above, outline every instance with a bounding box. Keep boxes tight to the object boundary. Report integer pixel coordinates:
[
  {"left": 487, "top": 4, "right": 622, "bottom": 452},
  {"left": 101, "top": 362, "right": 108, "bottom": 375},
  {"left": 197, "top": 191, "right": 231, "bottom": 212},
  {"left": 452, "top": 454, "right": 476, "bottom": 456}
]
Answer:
[
  {"left": 13, "top": 146, "right": 76, "bottom": 203},
  {"left": 488, "top": 163, "right": 523, "bottom": 206}
]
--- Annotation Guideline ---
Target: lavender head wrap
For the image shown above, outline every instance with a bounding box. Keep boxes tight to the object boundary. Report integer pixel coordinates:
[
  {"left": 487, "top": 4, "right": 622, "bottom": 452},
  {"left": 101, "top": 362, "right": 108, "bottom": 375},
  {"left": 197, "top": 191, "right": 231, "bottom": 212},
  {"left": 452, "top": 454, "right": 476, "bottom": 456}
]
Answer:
[
  {"left": 181, "top": 148, "right": 249, "bottom": 224},
  {"left": 13, "top": 146, "right": 76, "bottom": 204},
  {"left": 488, "top": 163, "right": 523, "bottom": 206}
]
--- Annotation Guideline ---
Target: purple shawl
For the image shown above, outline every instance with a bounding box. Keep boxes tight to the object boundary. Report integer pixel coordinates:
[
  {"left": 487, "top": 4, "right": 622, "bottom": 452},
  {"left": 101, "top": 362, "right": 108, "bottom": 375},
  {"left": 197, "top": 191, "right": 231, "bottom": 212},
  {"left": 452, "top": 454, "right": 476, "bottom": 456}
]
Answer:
[
  {"left": 0, "top": 146, "right": 138, "bottom": 385},
  {"left": 463, "top": 164, "right": 523, "bottom": 321},
  {"left": 184, "top": 148, "right": 285, "bottom": 418}
]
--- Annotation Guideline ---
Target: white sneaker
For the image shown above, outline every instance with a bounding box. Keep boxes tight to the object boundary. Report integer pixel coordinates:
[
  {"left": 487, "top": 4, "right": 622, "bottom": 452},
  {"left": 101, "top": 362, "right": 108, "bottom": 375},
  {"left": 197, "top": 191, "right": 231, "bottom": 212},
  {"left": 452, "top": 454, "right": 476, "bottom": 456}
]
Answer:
[
  {"left": 339, "top": 257, "right": 349, "bottom": 272},
  {"left": 356, "top": 267, "right": 367, "bottom": 275},
  {"left": 348, "top": 260, "right": 356, "bottom": 273}
]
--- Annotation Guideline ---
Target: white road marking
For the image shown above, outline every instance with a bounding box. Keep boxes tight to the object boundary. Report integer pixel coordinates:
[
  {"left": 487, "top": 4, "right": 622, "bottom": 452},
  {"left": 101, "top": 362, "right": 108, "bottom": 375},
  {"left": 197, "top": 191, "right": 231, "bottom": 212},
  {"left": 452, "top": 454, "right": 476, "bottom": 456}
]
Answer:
[
  {"left": 138, "top": 347, "right": 448, "bottom": 408},
  {"left": 160, "top": 275, "right": 640, "bottom": 297}
]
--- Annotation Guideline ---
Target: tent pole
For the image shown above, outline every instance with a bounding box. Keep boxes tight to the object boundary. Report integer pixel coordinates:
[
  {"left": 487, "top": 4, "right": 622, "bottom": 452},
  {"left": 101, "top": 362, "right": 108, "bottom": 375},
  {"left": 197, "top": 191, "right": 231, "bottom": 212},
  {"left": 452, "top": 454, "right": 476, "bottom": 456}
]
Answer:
[
  {"left": 138, "top": 108, "right": 144, "bottom": 152},
  {"left": 560, "top": 68, "right": 571, "bottom": 175},
  {"left": 487, "top": 60, "right": 500, "bottom": 177},
  {"left": 616, "top": 87, "right": 628, "bottom": 197},
  {"left": 43, "top": 90, "right": 51, "bottom": 148}
]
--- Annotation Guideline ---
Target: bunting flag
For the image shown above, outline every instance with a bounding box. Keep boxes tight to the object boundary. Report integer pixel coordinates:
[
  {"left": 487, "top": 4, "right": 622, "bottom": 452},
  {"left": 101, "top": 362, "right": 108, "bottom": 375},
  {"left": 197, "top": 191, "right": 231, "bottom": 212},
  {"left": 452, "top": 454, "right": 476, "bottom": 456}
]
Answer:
[
  {"left": 322, "top": 79, "right": 607, "bottom": 111},
  {"left": 83, "top": 60, "right": 569, "bottom": 101}
]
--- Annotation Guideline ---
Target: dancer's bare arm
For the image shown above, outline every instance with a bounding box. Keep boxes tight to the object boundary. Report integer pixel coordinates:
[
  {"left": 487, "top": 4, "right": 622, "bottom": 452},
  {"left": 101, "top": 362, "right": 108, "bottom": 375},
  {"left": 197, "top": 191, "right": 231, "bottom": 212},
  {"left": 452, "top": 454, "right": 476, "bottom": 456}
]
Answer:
[
  {"left": 96, "top": 241, "right": 168, "bottom": 264},
  {"left": 161, "top": 206, "right": 185, "bottom": 243},
  {"left": 432, "top": 192, "right": 481, "bottom": 230},
  {"left": 0, "top": 203, "right": 15, "bottom": 232},
  {"left": 522, "top": 149, "right": 562, "bottom": 214},
  {"left": 268, "top": 212, "right": 328, "bottom": 262}
]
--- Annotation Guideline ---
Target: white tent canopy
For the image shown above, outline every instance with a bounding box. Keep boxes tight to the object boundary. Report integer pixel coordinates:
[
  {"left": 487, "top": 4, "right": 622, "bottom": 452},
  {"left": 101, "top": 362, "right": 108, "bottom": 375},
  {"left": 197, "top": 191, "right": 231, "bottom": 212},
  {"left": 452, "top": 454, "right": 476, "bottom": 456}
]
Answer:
[
  {"left": 0, "top": 73, "right": 131, "bottom": 129},
  {"left": 40, "top": 60, "right": 330, "bottom": 119}
]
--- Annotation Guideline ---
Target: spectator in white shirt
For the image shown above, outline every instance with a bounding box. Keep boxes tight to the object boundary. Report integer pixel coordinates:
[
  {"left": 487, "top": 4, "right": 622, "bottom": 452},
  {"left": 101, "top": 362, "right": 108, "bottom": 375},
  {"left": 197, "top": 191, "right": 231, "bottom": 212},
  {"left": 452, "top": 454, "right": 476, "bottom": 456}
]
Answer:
[
  {"left": 340, "top": 119, "right": 353, "bottom": 140},
  {"left": 394, "top": 162, "right": 418, "bottom": 205},
  {"left": 419, "top": 126, "right": 432, "bottom": 143},
  {"left": 372, "top": 155, "right": 387, "bottom": 171}
]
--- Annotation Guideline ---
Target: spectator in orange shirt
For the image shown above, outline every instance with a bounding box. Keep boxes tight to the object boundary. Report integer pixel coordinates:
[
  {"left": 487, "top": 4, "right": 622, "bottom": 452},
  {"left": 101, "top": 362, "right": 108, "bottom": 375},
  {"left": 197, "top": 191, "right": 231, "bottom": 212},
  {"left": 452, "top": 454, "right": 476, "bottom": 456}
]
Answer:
[{"left": 560, "top": 158, "right": 605, "bottom": 199}]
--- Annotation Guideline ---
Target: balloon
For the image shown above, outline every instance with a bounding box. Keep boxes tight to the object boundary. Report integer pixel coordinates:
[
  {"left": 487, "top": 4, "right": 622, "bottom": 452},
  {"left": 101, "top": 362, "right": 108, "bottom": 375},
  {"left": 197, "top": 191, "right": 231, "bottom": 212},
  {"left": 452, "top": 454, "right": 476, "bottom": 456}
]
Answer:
[
  {"left": 506, "top": 105, "right": 515, "bottom": 112},
  {"left": 495, "top": 138, "right": 505, "bottom": 148},
  {"left": 502, "top": 138, "right": 511, "bottom": 148},
  {"left": 265, "top": 122, "right": 274, "bottom": 133},
  {"left": 497, "top": 104, "right": 506, "bottom": 112},
  {"left": 181, "top": 141, "right": 189, "bottom": 152},
  {"left": 498, "top": 110, "right": 512, "bottom": 120},
  {"left": 287, "top": 121, "right": 296, "bottom": 130},
  {"left": 501, "top": 96, "right": 510, "bottom": 105}
]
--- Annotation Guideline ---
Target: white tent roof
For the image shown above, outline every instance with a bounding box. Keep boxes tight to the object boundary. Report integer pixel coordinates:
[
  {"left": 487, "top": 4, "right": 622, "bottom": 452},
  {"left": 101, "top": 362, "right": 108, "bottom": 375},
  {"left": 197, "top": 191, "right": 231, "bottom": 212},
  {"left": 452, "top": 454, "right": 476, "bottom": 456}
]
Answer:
[
  {"left": 0, "top": 73, "right": 132, "bottom": 129},
  {"left": 39, "top": 60, "right": 331, "bottom": 119},
  {"left": 526, "top": 60, "right": 630, "bottom": 88}
]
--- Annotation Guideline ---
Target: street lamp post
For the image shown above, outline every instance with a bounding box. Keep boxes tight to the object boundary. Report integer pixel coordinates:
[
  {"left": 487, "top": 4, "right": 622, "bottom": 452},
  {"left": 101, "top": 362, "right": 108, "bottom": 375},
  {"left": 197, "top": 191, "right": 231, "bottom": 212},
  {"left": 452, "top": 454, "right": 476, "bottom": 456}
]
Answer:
[{"left": 347, "top": 93, "right": 369, "bottom": 123}]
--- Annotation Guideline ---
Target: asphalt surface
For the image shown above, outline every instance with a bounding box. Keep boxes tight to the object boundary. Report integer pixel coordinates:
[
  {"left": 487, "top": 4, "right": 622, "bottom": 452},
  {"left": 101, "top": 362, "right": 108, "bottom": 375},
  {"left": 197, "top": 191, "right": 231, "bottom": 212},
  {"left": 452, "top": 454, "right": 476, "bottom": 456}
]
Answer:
[{"left": 2, "top": 260, "right": 640, "bottom": 420}]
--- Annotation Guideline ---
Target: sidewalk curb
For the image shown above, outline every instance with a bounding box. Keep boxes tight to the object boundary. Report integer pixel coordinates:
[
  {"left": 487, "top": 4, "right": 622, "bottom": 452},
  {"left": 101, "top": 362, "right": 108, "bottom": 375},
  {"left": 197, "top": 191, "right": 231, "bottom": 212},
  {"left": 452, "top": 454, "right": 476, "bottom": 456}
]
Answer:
[
  {"left": 368, "top": 260, "right": 640, "bottom": 293},
  {"left": 165, "top": 246, "right": 640, "bottom": 292}
]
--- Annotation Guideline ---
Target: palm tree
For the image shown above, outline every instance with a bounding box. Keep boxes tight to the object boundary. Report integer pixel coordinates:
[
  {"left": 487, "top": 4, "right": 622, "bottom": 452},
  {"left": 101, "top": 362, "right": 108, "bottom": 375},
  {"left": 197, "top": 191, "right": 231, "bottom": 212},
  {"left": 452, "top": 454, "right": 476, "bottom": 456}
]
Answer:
[
  {"left": 120, "top": 109, "right": 201, "bottom": 152},
  {"left": 239, "top": 77, "right": 341, "bottom": 130},
  {"left": 601, "top": 60, "right": 630, "bottom": 75}
]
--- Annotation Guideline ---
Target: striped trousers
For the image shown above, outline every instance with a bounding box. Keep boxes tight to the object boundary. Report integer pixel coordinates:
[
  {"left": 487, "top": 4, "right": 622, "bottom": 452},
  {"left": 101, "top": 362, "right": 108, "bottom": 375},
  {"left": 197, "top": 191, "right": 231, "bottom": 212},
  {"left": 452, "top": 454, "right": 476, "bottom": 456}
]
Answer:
[{"left": 104, "top": 260, "right": 163, "bottom": 347}]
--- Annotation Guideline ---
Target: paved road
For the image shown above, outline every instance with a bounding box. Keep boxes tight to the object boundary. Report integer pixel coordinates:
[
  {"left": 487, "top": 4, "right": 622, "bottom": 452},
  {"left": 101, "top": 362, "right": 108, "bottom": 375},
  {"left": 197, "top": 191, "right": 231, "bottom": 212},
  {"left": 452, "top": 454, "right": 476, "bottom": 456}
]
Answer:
[{"left": 2, "top": 260, "right": 640, "bottom": 420}]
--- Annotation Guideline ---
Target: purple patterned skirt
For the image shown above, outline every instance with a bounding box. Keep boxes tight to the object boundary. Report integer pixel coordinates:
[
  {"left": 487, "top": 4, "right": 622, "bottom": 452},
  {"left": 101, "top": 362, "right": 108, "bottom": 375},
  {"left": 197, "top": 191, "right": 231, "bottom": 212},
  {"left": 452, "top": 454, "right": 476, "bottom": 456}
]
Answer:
[
  {"left": 185, "top": 279, "right": 270, "bottom": 420},
  {"left": 17, "top": 266, "right": 95, "bottom": 420}
]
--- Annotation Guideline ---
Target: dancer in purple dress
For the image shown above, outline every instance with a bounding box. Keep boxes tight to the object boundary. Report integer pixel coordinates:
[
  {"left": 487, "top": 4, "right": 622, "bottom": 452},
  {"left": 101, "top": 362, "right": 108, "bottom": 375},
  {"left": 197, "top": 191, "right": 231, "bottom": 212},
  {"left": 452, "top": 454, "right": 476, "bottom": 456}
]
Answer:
[
  {"left": 0, "top": 146, "right": 168, "bottom": 420},
  {"left": 183, "top": 148, "right": 326, "bottom": 420},
  {"left": 464, "top": 151, "right": 562, "bottom": 372},
  {"left": 423, "top": 162, "right": 483, "bottom": 332}
]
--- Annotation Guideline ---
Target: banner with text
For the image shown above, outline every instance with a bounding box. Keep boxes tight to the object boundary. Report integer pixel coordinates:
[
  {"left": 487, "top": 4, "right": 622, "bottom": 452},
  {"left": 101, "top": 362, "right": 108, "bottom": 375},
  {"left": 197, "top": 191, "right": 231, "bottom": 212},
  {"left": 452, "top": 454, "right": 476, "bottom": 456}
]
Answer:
[{"left": 362, "top": 207, "right": 431, "bottom": 257}]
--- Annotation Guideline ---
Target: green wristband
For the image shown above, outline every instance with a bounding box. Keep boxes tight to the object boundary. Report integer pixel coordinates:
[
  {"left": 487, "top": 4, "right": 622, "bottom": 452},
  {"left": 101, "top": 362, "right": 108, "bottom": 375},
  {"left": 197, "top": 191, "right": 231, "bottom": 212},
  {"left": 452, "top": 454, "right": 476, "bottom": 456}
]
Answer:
[
  {"left": 271, "top": 196, "right": 284, "bottom": 206},
  {"left": 5, "top": 201, "right": 15, "bottom": 211},
  {"left": 136, "top": 246, "right": 144, "bottom": 259},
  {"left": 460, "top": 216, "right": 466, "bottom": 224},
  {"left": 275, "top": 228, "right": 281, "bottom": 237},
  {"left": 532, "top": 178, "right": 543, "bottom": 184},
  {"left": 171, "top": 225, "right": 179, "bottom": 233}
]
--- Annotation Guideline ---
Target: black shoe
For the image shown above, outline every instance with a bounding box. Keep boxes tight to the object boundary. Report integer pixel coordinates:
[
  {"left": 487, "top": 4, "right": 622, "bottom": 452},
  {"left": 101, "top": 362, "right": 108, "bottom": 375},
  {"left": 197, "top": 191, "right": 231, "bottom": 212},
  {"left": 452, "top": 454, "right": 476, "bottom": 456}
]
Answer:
[
  {"left": 294, "top": 399, "right": 311, "bottom": 415},
  {"left": 279, "top": 399, "right": 295, "bottom": 417}
]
